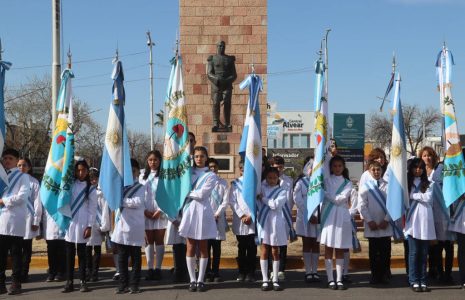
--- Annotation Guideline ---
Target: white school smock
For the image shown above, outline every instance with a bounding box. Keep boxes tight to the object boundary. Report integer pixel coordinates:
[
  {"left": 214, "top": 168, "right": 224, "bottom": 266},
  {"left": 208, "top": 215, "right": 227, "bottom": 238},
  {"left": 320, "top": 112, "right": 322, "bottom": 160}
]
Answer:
[
  {"left": 449, "top": 197, "right": 465, "bottom": 234},
  {"left": 87, "top": 187, "right": 110, "bottom": 246},
  {"left": 258, "top": 182, "right": 289, "bottom": 246},
  {"left": 0, "top": 168, "right": 30, "bottom": 237},
  {"left": 404, "top": 178, "right": 436, "bottom": 241},
  {"left": 280, "top": 174, "right": 294, "bottom": 211},
  {"left": 229, "top": 177, "right": 255, "bottom": 236},
  {"left": 43, "top": 209, "right": 65, "bottom": 240},
  {"left": 140, "top": 171, "right": 168, "bottom": 230},
  {"left": 179, "top": 167, "right": 218, "bottom": 240},
  {"left": 294, "top": 176, "right": 319, "bottom": 238},
  {"left": 359, "top": 177, "right": 393, "bottom": 238},
  {"left": 319, "top": 175, "right": 353, "bottom": 249},
  {"left": 65, "top": 180, "right": 98, "bottom": 244},
  {"left": 111, "top": 181, "right": 148, "bottom": 247},
  {"left": 428, "top": 165, "right": 452, "bottom": 241},
  {"left": 24, "top": 175, "right": 42, "bottom": 239},
  {"left": 209, "top": 176, "right": 229, "bottom": 241}
]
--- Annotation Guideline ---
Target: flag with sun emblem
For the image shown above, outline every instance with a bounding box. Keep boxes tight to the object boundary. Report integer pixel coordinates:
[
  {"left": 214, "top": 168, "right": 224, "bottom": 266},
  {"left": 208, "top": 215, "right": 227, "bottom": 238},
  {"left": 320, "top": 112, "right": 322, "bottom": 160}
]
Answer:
[
  {"left": 239, "top": 73, "right": 263, "bottom": 222},
  {"left": 40, "top": 68, "right": 75, "bottom": 231},
  {"left": 99, "top": 60, "right": 133, "bottom": 212},
  {"left": 156, "top": 54, "right": 192, "bottom": 220},
  {"left": 306, "top": 57, "right": 328, "bottom": 222},
  {"left": 436, "top": 45, "right": 465, "bottom": 207},
  {"left": 386, "top": 72, "right": 408, "bottom": 221}
]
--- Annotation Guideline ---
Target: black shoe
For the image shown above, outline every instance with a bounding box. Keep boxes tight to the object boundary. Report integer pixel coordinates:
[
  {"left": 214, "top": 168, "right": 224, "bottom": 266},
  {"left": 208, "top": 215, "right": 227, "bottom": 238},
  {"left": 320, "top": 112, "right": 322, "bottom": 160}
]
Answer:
[
  {"left": 188, "top": 281, "right": 197, "bottom": 292},
  {"left": 261, "top": 281, "right": 272, "bottom": 291},
  {"left": 54, "top": 273, "right": 64, "bottom": 282},
  {"left": 80, "top": 281, "right": 90, "bottom": 292},
  {"left": 410, "top": 283, "right": 421, "bottom": 292},
  {"left": 245, "top": 273, "right": 256, "bottom": 283},
  {"left": 46, "top": 274, "right": 55, "bottom": 282},
  {"left": 337, "top": 281, "right": 347, "bottom": 290},
  {"left": 205, "top": 273, "right": 213, "bottom": 282},
  {"left": 112, "top": 272, "right": 120, "bottom": 281},
  {"left": 304, "top": 273, "right": 313, "bottom": 283},
  {"left": 197, "top": 282, "right": 207, "bottom": 292},
  {"left": 115, "top": 286, "right": 129, "bottom": 294},
  {"left": 237, "top": 273, "right": 246, "bottom": 282},
  {"left": 153, "top": 268, "right": 162, "bottom": 280},
  {"left": 342, "top": 275, "right": 352, "bottom": 283},
  {"left": 312, "top": 273, "right": 321, "bottom": 282},
  {"left": 62, "top": 281, "right": 74, "bottom": 293},
  {"left": 272, "top": 282, "right": 283, "bottom": 291},
  {"left": 421, "top": 284, "right": 430, "bottom": 292},
  {"left": 213, "top": 274, "right": 223, "bottom": 283},
  {"left": 129, "top": 286, "right": 141, "bottom": 294},
  {"left": 145, "top": 269, "right": 154, "bottom": 281},
  {"left": 89, "top": 274, "right": 98, "bottom": 282},
  {"left": 21, "top": 274, "right": 29, "bottom": 283},
  {"left": 328, "top": 281, "right": 337, "bottom": 290},
  {"left": 7, "top": 282, "right": 22, "bottom": 295},
  {"left": 0, "top": 284, "right": 6, "bottom": 294}
]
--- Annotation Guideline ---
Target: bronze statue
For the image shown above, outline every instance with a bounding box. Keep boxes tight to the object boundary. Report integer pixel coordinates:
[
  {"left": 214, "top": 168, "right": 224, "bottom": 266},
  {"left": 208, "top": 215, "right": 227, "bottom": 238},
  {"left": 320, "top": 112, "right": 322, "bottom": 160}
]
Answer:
[{"left": 207, "top": 41, "right": 237, "bottom": 132}]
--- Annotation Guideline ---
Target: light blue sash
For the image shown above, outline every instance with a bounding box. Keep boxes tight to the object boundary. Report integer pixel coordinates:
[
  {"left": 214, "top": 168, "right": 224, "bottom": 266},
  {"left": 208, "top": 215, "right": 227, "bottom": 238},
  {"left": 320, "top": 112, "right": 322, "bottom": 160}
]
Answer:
[
  {"left": 406, "top": 184, "right": 421, "bottom": 223},
  {"left": 115, "top": 182, "right": 143, "bottom": 222},
  {"left": 256, "top": 186, "right": 283, "bottom": 245},
  {"left": 181, "top": 171, "right": 214, "bottom": 213},
  {"left": 365, "top": 181, "right": 404, "bottom": 241},
  {"left": 27, "top": 191, "right": 35, "bottom": 216},
  {"left": 96, "top": 202, "right": 102, "bottom": 226},
  {"left": 71, "top": 187, "right": 87, "bottom": 218},
  {"left": 320, "top": 179, "right": 349, "bottom": 230},
  {"left": 351, "top": 218, "right": 361, "bottom": 251},
  {"left": 283, "top": 202, "right": 297, "bottom": 241},
  {"left": 232, "top": 178, "right": 243, "bottom": 193}
]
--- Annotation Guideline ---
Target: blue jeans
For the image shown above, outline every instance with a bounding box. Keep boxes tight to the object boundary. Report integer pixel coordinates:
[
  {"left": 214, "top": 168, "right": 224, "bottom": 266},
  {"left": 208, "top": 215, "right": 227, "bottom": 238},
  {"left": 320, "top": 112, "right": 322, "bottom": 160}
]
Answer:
[{"left": 408, "top": 236, "right": 429, "bottom": 285}]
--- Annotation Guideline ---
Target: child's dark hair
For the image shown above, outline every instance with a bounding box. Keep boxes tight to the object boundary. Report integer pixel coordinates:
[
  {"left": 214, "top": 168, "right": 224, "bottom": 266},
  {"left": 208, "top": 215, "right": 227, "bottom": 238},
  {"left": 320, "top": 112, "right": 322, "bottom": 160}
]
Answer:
[
  {"left": 19, "top": 157, "right": 34, "bottom": 175},
  {"left": 263, "top": 167, "right": 281, "bottom": 186},
  {"left": 207, "top": 157, "right": 219, "bottom": 166},
  {"left": 193, "top": 146, "right": 208, "bottom": 168},
  {"left": 2, "top": 148, "right": 19, "bottom": 159},
  {"left": 75, "top": 159, "right": 92, "bottom": 198},
  {"left": 367, "top": 160, "right": 382, "bottom": 170},
  {"left": 329, "top": 155, "right": 350, "bottom": 180},
  {"left": 131, "top": 158, "right": 140, "bottom": 170},
  {"left": 273, "top": 155, "right": 285, "bottom": 166},
  {"left": 143, "top": 150, "right": 162, "bottom": 180},
  {"left": 407, "top": 158, "right": 430, "bottom": 193}
]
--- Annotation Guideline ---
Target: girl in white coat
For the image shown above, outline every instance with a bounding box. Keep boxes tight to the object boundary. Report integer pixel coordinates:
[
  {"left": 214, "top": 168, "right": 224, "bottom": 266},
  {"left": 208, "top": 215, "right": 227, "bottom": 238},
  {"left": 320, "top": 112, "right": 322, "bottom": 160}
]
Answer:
[
  {"left": 178, "top": 146, "right": 217, "bottom": 292},
  {"left": 62, "top": 160, "right": 98, "bottom": 293},
  {"left": 320, "top": 155, "right": 353, "bottom": 291},
  {"left": 17, "top": 158, "right": 42, "bottom": 282},
  {"left": 140, "top": 150, "right": 167, "bottom": 281},
  {"left": 405, "top": 158, "right": 435, "bottom": 292},
  {"left": 257, "top": 167, "right": 288, "bottom": 292}
]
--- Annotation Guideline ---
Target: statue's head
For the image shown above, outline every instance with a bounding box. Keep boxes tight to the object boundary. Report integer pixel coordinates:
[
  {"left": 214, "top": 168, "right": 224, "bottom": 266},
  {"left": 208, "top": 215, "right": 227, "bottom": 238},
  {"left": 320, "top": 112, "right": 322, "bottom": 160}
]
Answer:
[{"left": 216, "top": 41, "right": 226, "bottom": 55}]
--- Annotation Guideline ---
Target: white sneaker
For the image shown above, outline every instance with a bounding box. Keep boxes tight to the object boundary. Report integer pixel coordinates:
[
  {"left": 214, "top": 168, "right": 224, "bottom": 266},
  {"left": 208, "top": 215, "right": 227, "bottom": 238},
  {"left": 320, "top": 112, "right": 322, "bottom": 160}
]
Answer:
[{"left": 278, "top": 271, "right": 285, "bottom": 280}]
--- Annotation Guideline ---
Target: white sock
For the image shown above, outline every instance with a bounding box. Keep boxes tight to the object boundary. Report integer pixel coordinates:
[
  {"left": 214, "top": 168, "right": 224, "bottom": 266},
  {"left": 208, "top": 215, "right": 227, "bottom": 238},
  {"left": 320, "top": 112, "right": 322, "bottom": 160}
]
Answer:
[
  {"left": 186, "top": 256, "right": 197, "bottom": 283},
  {"left": 155, "top": 245, "right": 165, "bottom": 269},
  {"left": 113, "top": 253, "right": 119, "bottom": 272},
  {"left": 325, "top": 259, "right": 334, "bottom": 282},
  {"left": 311, "top": 253, "right": 320, "bottom": 274},
  {"left": 197, "top": 257, "right": 208, "bottom": 283},
  {"left": 272, "top": 260, "right": 280, "bottom": 282},
  {"left": 303, "top": 252, "right": 312, "bottom": 274},
  {"left": 260, "top": 259, "right": 269, "bottom": 282},
  {"left": 336, "top": 258, "right": 344, "bottom": 282},
  {"left": 343, "top": 251, "right": 350, "bottom": 275},
  {"left": 145, "top": 244, "right": 154, "bottom": 270}
]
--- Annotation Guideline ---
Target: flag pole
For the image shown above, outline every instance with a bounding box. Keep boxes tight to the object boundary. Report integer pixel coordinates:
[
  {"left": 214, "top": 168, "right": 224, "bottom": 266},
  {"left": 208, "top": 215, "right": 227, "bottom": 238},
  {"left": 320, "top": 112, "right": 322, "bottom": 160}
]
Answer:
[
  {"left": 324, "top": 29, "right": 331, "bottom": 98},
  {"left": 51, "top": 0, "right": 61, "bottom": 132},
  {"left": 0, "top": 38, "right": 3, "bottom": 61},
  {"left": 147, "top": 31, "right": 155, "bottom": 150}
]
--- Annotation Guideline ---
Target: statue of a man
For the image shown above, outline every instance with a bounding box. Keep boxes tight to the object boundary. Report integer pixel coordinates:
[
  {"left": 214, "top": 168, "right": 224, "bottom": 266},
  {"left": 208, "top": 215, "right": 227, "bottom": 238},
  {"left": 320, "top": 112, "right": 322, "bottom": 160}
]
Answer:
[{"left": 207, "top": 41, "right": 237, "bottom": 132}]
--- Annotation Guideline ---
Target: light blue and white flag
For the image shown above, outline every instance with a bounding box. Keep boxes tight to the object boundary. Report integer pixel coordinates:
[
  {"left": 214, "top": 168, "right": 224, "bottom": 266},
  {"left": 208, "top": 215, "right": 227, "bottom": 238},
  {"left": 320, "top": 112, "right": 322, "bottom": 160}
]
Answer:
[
  {"left": 306, "top": 58, "right": 328, "bottom": 222},
  {"left": 99, "top": 60, "right": 133, "bottom": 212},
  {"left": 156, "top": 55, "right": 192, "bottom": 220},
  {"left": 239, "top": 74, "right": 263, "bottom": 222},
  {"left": 436, "top": 45, "right": 465, "bottom": 207},
  {"left": 386, "top": 73, "right": 408, "bottom": 221},
  {"left": 40, "top": 68, "right": 75, "bottom": 231},
  {"left": 0, "top": 43, "right": 11, "bottom": 195}
]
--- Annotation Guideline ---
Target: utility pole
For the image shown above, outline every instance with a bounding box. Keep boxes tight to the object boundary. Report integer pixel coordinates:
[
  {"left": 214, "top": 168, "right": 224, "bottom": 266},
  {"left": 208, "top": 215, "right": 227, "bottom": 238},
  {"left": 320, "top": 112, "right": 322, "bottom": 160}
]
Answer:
[
  {"left": 51, "top": 0, "right": 61, "bottom": 132},
  {"left": 147, "top": 31, "right": 155, "bottom": 150}
]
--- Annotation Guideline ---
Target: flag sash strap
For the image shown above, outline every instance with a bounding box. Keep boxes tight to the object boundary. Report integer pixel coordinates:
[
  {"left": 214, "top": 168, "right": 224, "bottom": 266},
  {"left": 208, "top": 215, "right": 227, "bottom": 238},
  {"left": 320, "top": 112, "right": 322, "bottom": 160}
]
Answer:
[
  {"left": 351, "top": 218, "right": 361, "bottom": 250},
  {"left": 283, "top": 202, "right": 297, "bottom": 241},
  {"left": 365, "top": 181, "right": 403, "bottom": 240},
  {"left": 211, "top": 188, "right": 222, "bottom": 206},
  {"left": 2, "top": 170, "right": 22, "bottom": 197},
  {"left": 115, "top": 183, "right": 143, "bottom": 222},
  {"left": 148, "top": 174, "right": 159, "bottom": 207},
  {"left": 451, "top": 200, "right": 465, "bottom": 224},
  {"left": 71, "top": 188, "right": 87, "bottom": 218},
  {"left": 27, "top": 193, "right": 35, "bottom": 216},
  {"left": 232, "top": 178, "right": 243, "bottom": 193},
  {"left": 431, "top": 183, "right": 450, "bottom": 221},
  {"left": 180, "top": 171, "right": 215, "bottom": 213},
  {"left": 406, "top": 185, "right": 421, "bottom": 223},
  {"left": 96, "top": 204, "right": 102, "bottom": 226},
  {"left": 256, "top": 186, "right": 283, "bottom": 244},
  {"left": 320, "top": 179, "right": 349, "bottom": 229}
]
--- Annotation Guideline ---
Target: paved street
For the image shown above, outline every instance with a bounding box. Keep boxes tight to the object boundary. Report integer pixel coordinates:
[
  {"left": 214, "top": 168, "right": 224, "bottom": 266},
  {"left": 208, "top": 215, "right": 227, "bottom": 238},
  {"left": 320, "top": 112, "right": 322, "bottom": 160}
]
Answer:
[{"left": 2, "top": 268, "right": 464, "bottom": 300}]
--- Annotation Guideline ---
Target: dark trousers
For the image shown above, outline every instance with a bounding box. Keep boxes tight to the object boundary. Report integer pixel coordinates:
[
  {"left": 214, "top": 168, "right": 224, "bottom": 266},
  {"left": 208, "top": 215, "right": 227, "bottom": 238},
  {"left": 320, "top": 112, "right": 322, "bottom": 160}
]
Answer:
[
  {"left": 368, "top": 237, "right": 391, "bottom": 281},
  {"left": 403, "top": 239, "right": 409, "bottom": 275},
  {"left": 85, "top": 245, "right": 101, "bottom": 278},
  {"left": 429, "top": 241, "right": 454, "bottom": 278},
  {"left": 408, "top": 236, "right": 429, "bottom": 285},
  {"left": 116, "top": 243, "right": 141, "bottom": 289},
  {"left": 172, "top": 243, "right": 187, "bottom": 275},
  {"left": 236, "top": 234, "right": 257, "bottom": 275},
  {"left": 21, "top": 239, "right": 33, "bottom": 277},
  {"left": 279, "top": 245, "right": 287, "bottom": 272},
  {"left": 46, "top": 239, "right": 66, "bottom": 276},
  {"left": 456, "top": 233, "right": 465, "bottom": 285},
  {"left": 0, "top": 235, "right": 23, "bottom": 284},
  {"left": 207, "top": 240, "right": 221, "bottom": 275},
  {"left": 65, "top": 242, "right": 87, "bottom": 282}
]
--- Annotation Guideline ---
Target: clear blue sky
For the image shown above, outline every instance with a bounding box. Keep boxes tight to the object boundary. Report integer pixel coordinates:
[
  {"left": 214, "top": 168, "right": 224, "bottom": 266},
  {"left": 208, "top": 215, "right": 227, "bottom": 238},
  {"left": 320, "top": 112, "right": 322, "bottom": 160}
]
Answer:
[{"left": 2, "top": 0, "right": 465, "bottom": 136}]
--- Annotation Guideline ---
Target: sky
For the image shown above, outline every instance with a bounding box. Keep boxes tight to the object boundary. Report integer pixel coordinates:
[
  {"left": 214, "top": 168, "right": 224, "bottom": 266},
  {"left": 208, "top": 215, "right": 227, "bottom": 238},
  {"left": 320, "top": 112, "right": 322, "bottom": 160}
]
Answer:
[{"left": 2, "top": 0, "right": 465, "bottom": 137}]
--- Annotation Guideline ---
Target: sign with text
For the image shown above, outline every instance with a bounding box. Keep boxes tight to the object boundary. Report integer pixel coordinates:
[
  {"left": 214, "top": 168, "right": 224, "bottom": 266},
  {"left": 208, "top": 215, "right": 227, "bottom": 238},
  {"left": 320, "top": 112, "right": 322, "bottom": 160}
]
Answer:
[{"left": 333, "top": 113, "right": 365, "bottom": 163}]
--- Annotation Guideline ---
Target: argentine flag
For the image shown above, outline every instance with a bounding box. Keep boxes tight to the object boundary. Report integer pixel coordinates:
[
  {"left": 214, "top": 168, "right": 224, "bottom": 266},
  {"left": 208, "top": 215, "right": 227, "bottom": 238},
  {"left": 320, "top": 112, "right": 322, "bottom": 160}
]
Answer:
[
  {"left": 40, "top": 68, "right": 75, "bottom": 231},
  {"left": 436, "top": 46, "right": 465, "bottom": 207},
  {"left": 99, "top": 60, "right": 133, "bottom": 211},
  {"left": 239, "top": 74, "right": 263, "bottom": 222},
  {"left": 386, "top": 73, "right": 408, "bottom": 221},
  {"left": 0, "top": 52, "right": 11, "bottom": 195}
]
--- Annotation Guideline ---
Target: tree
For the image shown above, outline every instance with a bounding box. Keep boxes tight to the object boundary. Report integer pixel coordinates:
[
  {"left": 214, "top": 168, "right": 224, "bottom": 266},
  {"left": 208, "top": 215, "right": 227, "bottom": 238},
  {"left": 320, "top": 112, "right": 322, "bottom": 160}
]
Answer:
[
  {"left": 127, "top": 130, "right": 152, "bottom": 165},
  {"left": 367, "top": 104, "right": 441, "bottom": 156},
  {"left": 154, "top": 109, "right": 164, "bottom": 127}
]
